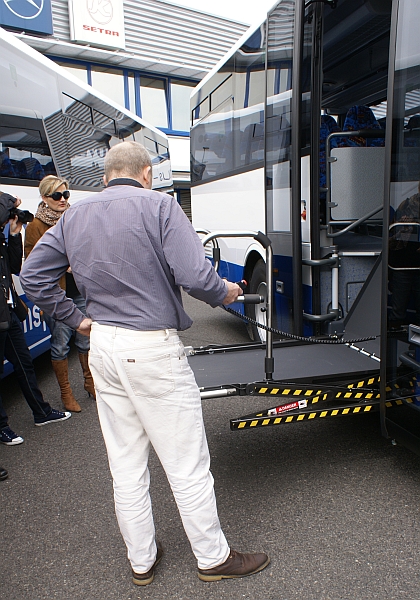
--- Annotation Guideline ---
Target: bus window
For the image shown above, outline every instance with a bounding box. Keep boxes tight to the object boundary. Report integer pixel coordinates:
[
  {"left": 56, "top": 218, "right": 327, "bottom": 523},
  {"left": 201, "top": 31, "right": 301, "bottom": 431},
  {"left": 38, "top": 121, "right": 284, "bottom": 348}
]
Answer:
[
  {"left": 190, "top": 96, "right": 234, "bottom": 182},
  {"left": 192, "top": 97, "right": 210, "bottom": 126},
  {"left": 234, "top": 24, "right": 266, "bottom": 171},
  {"left": 143, "top": 137, "right": 169, "bottom": 165},
  {"left": 0, "top": 121, "right": 56, "bottom": 181},
  {"left": 44, "top": 93, "right": 116, "bottom": 188},
  {"left": 62, "top": 93, "right": 93, "bottom": 124},
  {"left": 92, "top": 109, "right": 117, "bottom": 135},
  {"left": 210, "top": 76, "right": 232, "bottom": 112}
]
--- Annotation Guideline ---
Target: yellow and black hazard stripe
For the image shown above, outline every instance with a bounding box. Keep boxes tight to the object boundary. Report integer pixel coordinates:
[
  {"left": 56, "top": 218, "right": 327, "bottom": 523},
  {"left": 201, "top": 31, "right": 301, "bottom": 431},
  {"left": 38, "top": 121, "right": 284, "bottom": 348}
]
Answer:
[
  {"left": 230, "top": 403, "right": 378, "bottom": 430},
  {"left": 347, "top": 375, "right": 380, "bottom": 389},
  {"left": 332, "top": 390, "right": 380, "bottom": 401},
  {"left": 230, "top": 397, "right": 410, "bottom": 430},
  {"left": 250, "top": 383, "right": 380, "bottom": 403},
  {"left": 252, "top": 385, "right": 324, "bottom": 397},
  {"left": 385, "top": 397, "right": 414, "bottom": 407}
]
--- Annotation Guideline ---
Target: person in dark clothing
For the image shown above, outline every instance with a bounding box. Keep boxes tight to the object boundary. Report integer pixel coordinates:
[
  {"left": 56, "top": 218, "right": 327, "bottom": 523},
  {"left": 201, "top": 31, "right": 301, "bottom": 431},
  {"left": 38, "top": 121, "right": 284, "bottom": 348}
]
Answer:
[
  {"left": 388, "top": 183, "right": 420, "bottom": 328},
  {"left": 0, "top": 191, "right": 71, "bottom": 446}
]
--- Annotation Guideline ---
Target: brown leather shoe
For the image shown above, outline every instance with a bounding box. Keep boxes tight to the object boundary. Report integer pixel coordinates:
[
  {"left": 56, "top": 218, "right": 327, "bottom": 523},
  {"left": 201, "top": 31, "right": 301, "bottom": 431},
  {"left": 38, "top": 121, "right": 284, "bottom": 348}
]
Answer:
[
  {"left": 197, "top": 549, "right": 270, "bottom": 581},
  {"left": 132, "top": 542, "right": 164, "bottom": 586}
]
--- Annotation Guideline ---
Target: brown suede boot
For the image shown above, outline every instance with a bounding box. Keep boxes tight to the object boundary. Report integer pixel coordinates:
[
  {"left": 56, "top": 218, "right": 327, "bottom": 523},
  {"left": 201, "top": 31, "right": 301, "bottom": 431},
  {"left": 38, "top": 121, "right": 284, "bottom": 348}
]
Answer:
[
  {"left": 78, "top": 353, "right": 96, "bottom": 399},
  {"left": 51, "top": 359, "right": 82, "bottom": 412}
]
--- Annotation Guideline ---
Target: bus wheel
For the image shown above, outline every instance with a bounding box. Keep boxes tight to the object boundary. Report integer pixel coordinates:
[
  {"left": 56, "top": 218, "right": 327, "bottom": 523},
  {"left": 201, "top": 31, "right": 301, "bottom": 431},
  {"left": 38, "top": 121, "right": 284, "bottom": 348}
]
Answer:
[{"left": 245, "top": 259, "right": 267, "bottom": 342}]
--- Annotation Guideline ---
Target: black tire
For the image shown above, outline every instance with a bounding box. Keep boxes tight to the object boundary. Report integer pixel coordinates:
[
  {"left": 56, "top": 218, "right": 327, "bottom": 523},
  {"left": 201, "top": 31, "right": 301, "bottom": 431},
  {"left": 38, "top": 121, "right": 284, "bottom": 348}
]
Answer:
[{"left": 245, "top": 259, "right": 267, "bottom": 342}]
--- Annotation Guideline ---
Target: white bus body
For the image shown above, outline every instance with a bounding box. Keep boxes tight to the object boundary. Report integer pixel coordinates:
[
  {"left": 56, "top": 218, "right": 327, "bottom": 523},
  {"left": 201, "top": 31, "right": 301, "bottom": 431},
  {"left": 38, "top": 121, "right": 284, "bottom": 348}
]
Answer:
[{"left": 0, "top": 27, "right": 173, "bottom": 372}]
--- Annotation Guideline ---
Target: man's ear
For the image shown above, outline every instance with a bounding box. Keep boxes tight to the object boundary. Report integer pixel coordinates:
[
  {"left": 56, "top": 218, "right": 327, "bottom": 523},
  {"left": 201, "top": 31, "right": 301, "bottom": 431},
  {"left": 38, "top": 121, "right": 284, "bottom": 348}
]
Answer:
[{"left": 142, "top": 166, "right": 152, "bottom": 189}]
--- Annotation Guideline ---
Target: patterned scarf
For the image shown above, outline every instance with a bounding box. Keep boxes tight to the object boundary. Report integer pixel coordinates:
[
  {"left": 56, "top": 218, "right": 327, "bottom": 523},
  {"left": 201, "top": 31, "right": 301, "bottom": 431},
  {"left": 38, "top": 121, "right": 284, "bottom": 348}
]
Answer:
[{"left": 35, "top": 200, "right": 70, "bottom": 226}]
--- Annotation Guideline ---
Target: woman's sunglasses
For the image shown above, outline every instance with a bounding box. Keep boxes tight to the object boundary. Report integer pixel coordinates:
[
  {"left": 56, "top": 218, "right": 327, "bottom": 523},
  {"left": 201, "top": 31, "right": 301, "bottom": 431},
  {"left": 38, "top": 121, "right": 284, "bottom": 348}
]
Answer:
[{"left": 46, "top": 190, "right": 70, "bottom": 201}]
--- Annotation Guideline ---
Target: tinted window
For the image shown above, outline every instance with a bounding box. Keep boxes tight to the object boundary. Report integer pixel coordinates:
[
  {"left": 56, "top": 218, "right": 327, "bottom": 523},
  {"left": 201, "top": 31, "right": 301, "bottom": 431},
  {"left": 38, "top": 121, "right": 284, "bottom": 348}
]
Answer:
[
  {"left": 192, "top": 96, "right": 210, "bottom": 126},
  {"left": 0, "top": 120, "right": 55, "bottom": 181},
  {"left": 144, "top": 137, "right": 169, "bottom": 165},
  {"left": 233, "top": 24, "right": 266, "bottom": 171},
  {"left": 191, "top": 96, "right": 233, "bottom": 182},
  {"left": 211, "top": 76, "right": 233, "bottom": 111},
  {"left": 265, "top": 0, "right": 294, "bottom": 234}
]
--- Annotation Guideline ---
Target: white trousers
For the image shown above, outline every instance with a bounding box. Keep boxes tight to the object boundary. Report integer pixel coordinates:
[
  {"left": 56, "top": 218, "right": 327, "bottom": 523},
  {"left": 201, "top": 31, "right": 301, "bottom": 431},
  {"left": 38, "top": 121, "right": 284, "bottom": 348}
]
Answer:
[{"left": 89, "top": 323, "right": 230, "bottom": 573}]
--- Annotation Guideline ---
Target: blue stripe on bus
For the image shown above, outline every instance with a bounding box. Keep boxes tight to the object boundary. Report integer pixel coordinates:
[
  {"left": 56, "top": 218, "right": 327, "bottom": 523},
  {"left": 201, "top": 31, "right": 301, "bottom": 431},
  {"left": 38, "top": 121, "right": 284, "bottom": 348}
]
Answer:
[{"left": 216, "top": 257, "right": 314, "bottom": 336}]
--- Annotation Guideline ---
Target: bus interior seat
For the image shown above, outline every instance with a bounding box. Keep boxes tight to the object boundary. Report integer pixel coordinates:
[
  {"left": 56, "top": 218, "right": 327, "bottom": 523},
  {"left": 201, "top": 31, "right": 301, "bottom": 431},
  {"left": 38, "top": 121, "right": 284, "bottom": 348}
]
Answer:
[
  {"left": 320, "top": 115, "right": 341, "bottom": 222},
  {"left": 13, "top": 160, "right": 27, "bottom": 178},
  {"left": 0, "top": 152, "right": 16, "bottom": 177},
  {"left": 43, "top": 161, "right": 57, "bottom": 176},
  {"left": 21, "top": 157, "right": 45, "bottom": 180},
  {"left": 339, "top": 105, "right": 385, "bottom": 147}
]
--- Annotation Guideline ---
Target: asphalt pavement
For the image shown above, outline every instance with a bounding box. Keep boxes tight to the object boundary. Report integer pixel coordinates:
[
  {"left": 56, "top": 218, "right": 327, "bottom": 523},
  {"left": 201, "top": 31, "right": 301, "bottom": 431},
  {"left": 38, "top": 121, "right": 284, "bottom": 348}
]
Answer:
[{"left": 1, "top": 294, "right": 419, "bottom": 600}]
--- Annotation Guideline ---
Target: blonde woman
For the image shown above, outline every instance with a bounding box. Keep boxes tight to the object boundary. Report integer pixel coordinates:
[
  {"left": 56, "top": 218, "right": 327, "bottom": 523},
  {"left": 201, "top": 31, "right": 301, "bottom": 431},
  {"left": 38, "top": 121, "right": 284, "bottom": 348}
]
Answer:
[{"left": 24, "top": 175, "right": 95, "bottom": 412}]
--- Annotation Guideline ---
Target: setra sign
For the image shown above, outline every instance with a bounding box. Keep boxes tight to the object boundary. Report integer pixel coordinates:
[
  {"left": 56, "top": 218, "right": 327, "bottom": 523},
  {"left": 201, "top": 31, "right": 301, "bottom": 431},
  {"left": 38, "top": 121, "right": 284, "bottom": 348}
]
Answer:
[{"left": 68, "top": 0, "right": 126, "bottom": 50}]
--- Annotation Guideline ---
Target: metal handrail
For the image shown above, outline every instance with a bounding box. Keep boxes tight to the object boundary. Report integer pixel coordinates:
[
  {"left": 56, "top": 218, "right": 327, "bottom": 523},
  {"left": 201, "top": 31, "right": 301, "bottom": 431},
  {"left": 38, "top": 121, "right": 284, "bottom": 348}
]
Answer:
[
  {"left": 199, "top": 229, "right": 274, "bottom": 380},
  {"left": 302, "top": 252, "right": 340, "bottom": 323},
  {"left": 196, "top": 229, "right": 220, "bottom": 271},
  {"left": 328, "top": 204, "right": 383, "bottom": 238}
]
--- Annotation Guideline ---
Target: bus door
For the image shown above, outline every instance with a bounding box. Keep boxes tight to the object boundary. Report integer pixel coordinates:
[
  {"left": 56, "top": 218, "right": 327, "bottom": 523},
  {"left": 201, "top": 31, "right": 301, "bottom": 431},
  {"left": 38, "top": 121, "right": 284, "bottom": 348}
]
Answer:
[
  {"left": 269, "top": 0, "right": 391, "bottom": 345},
  {"left": 265, "top": 0, "right": 337, "bottom": 338},
  {"left": 381, "top": 0, "right": 420, "bottom": 452},
  {"left": 265, "top": 0, "right": 308, "bottom": 337}
]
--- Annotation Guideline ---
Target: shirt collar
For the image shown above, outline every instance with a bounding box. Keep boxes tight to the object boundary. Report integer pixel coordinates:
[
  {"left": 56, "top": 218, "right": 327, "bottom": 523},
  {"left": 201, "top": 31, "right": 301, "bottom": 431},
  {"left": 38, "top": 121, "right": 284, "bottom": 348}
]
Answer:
[{"left": 106, "top": 178, "right": 144, "bottom": 188}]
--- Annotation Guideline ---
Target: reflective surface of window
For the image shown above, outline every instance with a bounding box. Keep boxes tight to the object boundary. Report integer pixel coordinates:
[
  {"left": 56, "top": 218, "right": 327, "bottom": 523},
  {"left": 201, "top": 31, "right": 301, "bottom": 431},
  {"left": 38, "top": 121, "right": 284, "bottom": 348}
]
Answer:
[
  {"left": 385, "top": 0, "right": 420, "bottom": 436},
  {"left": 140, "top": 78, "right": 168, "bottom": 129},
  {"left": 53, "top": 60, "right": 194, "bottom": 133},
  {"left": 0, "top": 122, "right": 55, "bottom": 180},
  {"left": 171, "top": 80, "right": 194, "bottom": 131},
  {"left": 57, "top": 62, "right": 88, "bottom": 85},
  {"left": 90, "top": 66, "right": 126, "bottom": 108}
]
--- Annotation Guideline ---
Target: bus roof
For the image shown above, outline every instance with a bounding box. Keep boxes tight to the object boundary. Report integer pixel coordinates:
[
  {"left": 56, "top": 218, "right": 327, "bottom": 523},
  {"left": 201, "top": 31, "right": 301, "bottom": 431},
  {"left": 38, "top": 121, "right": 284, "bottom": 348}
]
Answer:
[
  {"left": 0, "top": 26, "right": 168, "bottom": 147},
  {"left": 191, "top": 17, "right": 267, "bottom": 101}
]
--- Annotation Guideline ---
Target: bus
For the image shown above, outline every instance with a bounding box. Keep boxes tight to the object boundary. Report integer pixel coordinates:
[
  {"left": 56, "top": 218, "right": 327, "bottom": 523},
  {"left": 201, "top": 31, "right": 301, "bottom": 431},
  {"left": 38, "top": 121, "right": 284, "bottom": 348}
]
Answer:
[
  {"left": 190, "top": 0, "right": 420, "bottom": 451},
  {"left": 0, "top": 26, "right": 172, "bottom": 374}
]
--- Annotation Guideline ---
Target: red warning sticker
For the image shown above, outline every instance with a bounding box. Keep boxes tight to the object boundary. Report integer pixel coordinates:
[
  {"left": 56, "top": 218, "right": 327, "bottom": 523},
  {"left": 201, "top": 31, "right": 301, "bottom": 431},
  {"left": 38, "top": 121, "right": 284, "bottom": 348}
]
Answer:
[{"left": 267, "top": 399, "right": 308, "bottom": 415}]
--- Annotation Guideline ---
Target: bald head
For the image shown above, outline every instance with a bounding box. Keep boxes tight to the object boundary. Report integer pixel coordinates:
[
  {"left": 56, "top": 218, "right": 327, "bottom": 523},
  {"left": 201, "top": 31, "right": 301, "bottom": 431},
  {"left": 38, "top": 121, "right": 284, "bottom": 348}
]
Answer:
[{"left": 104, "top": 141, "right": 152, "bottom": 189}]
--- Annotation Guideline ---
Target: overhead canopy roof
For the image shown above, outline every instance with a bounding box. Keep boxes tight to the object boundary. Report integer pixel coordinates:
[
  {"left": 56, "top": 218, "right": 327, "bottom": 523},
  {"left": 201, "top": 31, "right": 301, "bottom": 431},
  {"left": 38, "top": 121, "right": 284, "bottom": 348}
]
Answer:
[{"left": 15, "top": 0, "right": 249, "bottom": 81}]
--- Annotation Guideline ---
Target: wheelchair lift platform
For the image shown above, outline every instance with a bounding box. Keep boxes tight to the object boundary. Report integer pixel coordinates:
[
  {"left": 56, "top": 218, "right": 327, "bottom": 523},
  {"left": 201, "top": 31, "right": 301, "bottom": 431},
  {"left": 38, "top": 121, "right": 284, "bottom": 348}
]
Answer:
[
  {"left": 187, "top": 337, "right": 400, "bottom": 431},
  {"left": 188, "top": 338, "right": 380, "bottom": 391},
  {"left": 190, "top": 230, "right": 400, "bottom": 431}
]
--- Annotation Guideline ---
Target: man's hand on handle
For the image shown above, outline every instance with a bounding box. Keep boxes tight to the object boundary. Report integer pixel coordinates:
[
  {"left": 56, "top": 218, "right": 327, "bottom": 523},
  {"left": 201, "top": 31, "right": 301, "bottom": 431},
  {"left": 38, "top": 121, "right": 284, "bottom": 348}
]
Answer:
[{"left": 222, "top": 281, "right": 242, "bottom": 305}]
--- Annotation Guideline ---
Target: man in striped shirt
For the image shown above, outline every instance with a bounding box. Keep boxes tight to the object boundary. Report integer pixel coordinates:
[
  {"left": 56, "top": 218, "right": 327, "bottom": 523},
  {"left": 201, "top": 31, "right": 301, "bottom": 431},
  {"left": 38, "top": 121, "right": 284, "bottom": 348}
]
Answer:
[{"left": 21, "top": 141, "right": 270, "bottom": 586}]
